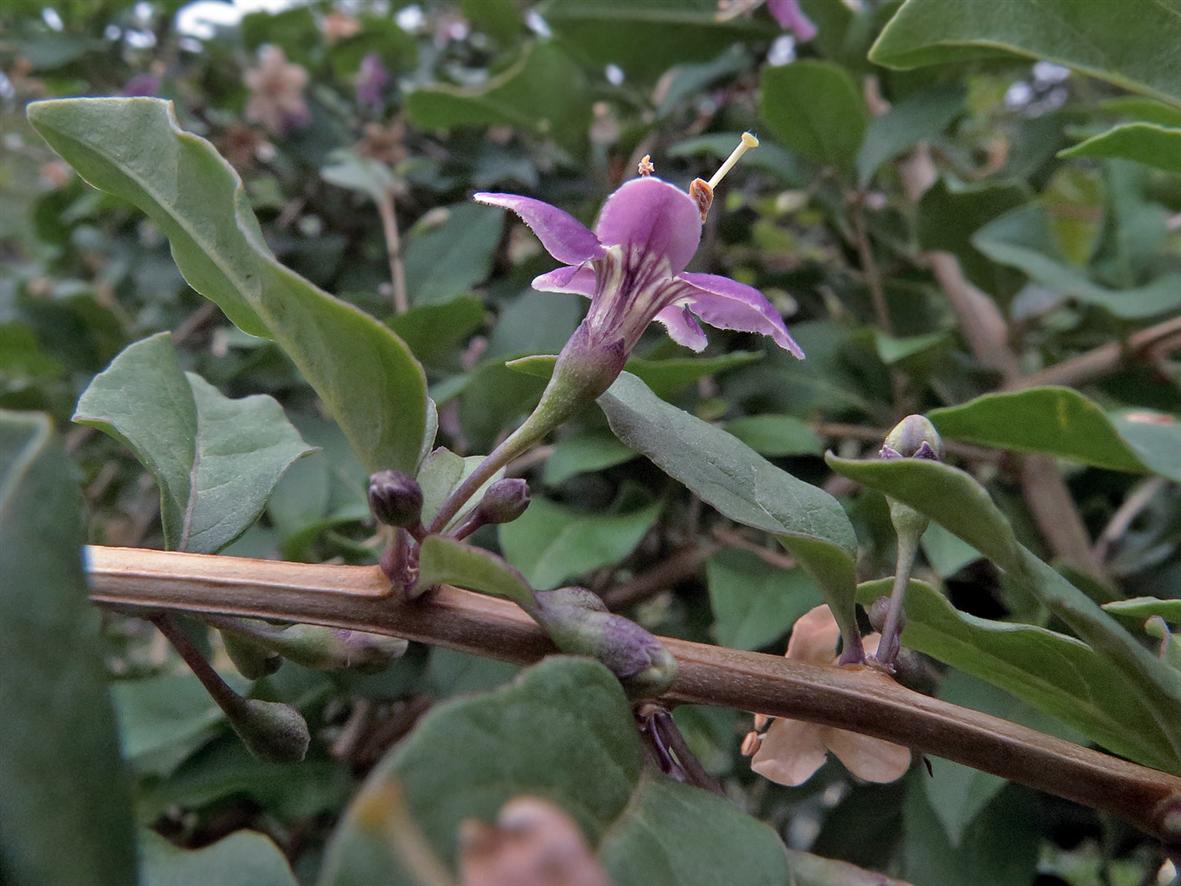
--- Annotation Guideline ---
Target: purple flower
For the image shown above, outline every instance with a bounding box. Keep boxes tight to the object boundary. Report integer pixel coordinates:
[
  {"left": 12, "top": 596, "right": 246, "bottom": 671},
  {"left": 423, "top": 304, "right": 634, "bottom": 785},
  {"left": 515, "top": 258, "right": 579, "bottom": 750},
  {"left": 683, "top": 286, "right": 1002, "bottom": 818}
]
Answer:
[
  {"left": 121, "top": 73, "right": 160, "bottom": 97},
  {"left": 355, "top": 52, "right": 391, "bottom": 109},
  {"left": 474, "top": 139, "right": 802, "bottom": 359},
  {"left": 767, "top": 0, "right": 818, "bottom": 41}
]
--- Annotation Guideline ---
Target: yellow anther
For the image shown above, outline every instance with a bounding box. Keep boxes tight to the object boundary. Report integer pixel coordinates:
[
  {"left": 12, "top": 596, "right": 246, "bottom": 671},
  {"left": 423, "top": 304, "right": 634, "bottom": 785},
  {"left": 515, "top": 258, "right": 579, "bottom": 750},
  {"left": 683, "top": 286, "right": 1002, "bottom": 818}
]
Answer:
[{"left": 706, "top": 131, "right": 759, "bottom": 190}]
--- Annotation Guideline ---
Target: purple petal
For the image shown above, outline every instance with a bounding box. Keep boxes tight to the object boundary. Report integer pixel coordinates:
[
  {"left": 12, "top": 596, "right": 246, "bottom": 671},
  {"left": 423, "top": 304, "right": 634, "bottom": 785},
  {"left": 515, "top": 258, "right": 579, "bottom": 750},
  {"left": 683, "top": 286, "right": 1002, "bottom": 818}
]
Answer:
[
  {"left": 653, "top": 304, "right": 708, "bottom": 351},
  {"left": 594, "top": 177, "right": 701, "bottom": 276},
  {"left": 474, "top": 193, "right": 604, "bottom": 265},
  {"left": 767, "top": 0, "right": 818, "bottom": 41},
  {"left": 678, "top": 272, "right": 804, "bottom": 358},
  {"left": 532, "top": 264, "right": 595, "bottom": 297}
]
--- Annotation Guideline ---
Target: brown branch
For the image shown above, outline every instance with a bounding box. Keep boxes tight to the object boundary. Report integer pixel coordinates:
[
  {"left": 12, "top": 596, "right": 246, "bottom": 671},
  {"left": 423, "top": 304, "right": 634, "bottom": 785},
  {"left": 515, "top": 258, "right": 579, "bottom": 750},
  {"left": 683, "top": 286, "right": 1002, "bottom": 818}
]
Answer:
[
  {"left": 375, "top": 189, "right": 409, "bottom": 315},
  {"left": 1007, "top": 316, "right": 1181, "bottom": 391},
  {"left": 87, "top": 545, "right": 1181, "bottom": 844}
]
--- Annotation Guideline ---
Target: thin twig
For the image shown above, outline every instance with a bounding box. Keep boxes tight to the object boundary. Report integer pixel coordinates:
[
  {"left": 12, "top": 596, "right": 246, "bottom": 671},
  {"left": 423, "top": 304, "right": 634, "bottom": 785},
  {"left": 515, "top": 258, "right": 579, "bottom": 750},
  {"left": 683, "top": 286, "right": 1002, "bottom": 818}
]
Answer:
[
  {"left": 848, "top": 196, "right": 893, "bottom": 337},
  {"left": 1094, "top": 476, "right": 1170, "bottom": 563},
  {"left": 88, "top": 546, "right": 1181, "bottom": 843},
  {"left": 375, "top": 189, "right": 409, "bottom": 315},
  {"left": 1008, "top": 317, "right": 1181, "bottom": 391},
  {"left": 599, "top": 543, "right": 720, "bottom": 609}
]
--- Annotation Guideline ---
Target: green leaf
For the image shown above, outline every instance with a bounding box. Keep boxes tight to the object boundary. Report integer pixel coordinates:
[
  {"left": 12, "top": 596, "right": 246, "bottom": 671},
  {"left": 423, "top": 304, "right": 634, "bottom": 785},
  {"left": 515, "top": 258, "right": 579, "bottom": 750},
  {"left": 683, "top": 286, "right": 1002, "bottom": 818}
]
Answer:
[
  {"left": 401, "top": 204, "right": 503, "bottom": 306},
  {"left": 972, "top": 203, "right": 1181, "bottom": 319},
  {"left": 707, "top": 549, "right": 823, "bottom": 650},
  {"left": 388, "top": 297, "right": 485, "bottom": 365},
  {"left": 74, "top": 334, "right": 316, "bottom": 553},
  {"left": 141, "top": 830, "right": 296, "bottom": 886},
  {"left": 722, "top": 413, "right": 824, "bottom": 457},
  {"left": 0, "top": 410, "right": 136, "bottom": 886},
  {"left": 499, "top": 495, "right": 662, "bottom": 590},
  {"left": 541, "top": 0, "right": 768, "bottom": 81},
  {"left": 598, "top": 372, "right": 861, "bottom": 646},
  {"left": 928, "top": 387, "right": 1181, "bottom": 482},
  {"left": 416, "top": 535, "right": 535, "bottom": 607},
  {"left": 1104, "top": 596, "right": 1181, "bottom": 624},
  {"left": 416, "top": 446, "right": 504, "bottom": 532},
  {"left": 853, "top": 577, "right": 1174, "bottom": 769},
  {"left": 916, "top": 177, "right": 1031, "bottom": 293},
  {"left": 461, "top": 0, "right": 524, "bottom": 43},
  {"left": 318, "top": 657, "right": 790, "bottom": 885},
  {"left": 1067, "top": 123, "right": 1181, "bottom": 174},
  {"left": 543, "top": 431, "right": 637, "bottom": 485},
  {"left": 760, "top": 61, "right": 866, "bottom": 175},
  {"left": 903, "top": 778, "right": 1040, "bottom": 886},
  {"left": 406, "top": 42, "right": 590, "bottom": 151},
  {"left": 27, "top": 98, "right": 428, "bottom": 474},
  {"left": 829, "top": 454, "right": 1181, "bottom": 769},
  {"left": 114, "top": 672, "right": 246, "bottom": 777},
  {"left": 922, "top": 672, "right": 1080, "bottom": 847},
  {"left": 919, "top": 522, "right": 981, "bottom": 578},
  {"left": 871, "top": 0, "right": 1181, "bottom": 110},
  {"left": 856, "top": 82, "right": 965, "bottom": 185},
  {"left": 625, "top": 351, "right": 764, "bottom": 398}
]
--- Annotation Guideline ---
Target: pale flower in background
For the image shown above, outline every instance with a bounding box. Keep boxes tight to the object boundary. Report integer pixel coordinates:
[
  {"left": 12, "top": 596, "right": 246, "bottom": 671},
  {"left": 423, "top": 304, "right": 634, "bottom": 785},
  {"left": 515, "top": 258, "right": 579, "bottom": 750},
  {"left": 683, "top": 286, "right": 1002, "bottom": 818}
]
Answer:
[
  {"left": 717, "top": 0, "right": 818, "bottom": 42},
  {"left": 745, "top": 605, "right": 911, "bottom": 786},
  {"left": 244, "top": 46, "right": 310, "bottom": 136}
]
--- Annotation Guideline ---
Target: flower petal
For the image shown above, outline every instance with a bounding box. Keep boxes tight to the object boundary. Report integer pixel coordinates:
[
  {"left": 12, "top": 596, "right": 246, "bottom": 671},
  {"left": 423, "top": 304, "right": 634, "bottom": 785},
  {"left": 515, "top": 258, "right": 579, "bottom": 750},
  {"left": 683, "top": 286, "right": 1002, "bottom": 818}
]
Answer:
[
  {"left": 532, "top": 265, "right": 595, "bottom": 297},
  {"left": 474, "top": 193, "right": 604, "bottom": 265},
  {"left": 653, "top": 304, "right": 708, "bottom": 351},
  {"left": 823, "top": 728, "right": 912, "bottom": 784},
  {"left": 785, "top": 605, "right": 841, "bottom": 665},
  {"left": 594, "top": 177, "right": 702, "bottom": 276},
  {"left": 677, "top": 272, "right": 805, "bottom": 358},
  {"left": 751, "top": 718, "right": 828, "bottom": 787},
  {"left": 767, "top": 0, "right": 819, "bottom": 41}
]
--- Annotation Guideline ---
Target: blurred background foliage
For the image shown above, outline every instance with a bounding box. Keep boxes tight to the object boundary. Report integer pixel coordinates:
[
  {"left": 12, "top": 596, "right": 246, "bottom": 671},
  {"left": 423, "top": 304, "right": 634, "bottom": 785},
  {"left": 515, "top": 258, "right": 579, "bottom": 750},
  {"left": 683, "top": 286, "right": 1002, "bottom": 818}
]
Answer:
[{"left": 2, "top": 1, "right": 1181, "bottom": 884}]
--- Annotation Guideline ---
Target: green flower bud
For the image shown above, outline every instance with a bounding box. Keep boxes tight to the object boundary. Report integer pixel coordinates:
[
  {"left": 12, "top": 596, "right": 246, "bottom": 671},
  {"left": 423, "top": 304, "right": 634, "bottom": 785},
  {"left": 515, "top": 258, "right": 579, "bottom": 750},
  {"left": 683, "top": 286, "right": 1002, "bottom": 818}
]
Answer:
[
  {"left": 228, "top": 698, "right": 310, "bottom": 763},
  {"left": 880, "top": 414, "right": 943, "bottom": 462},
  {"left": 271, "top": 625, "right": 408, "bottom": 673},
  {"left": 222, "top": 631, "right": 281, "bottom": 679},
  {"left": 368, "top": 470, "right": 424, "bottom": 527}
]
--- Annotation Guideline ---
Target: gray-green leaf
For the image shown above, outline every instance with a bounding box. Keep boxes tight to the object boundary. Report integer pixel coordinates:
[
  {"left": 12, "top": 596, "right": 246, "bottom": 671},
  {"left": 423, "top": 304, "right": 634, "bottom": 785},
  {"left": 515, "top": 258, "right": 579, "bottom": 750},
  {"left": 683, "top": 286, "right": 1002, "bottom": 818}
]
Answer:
[
  {"left": 0, "top": 410, "right": 136, "bottom": 886},
  {"left": 74, "top": 334, "right": 315, "bottom": 553},
  {"left": 28, "top": 98, "right": 429, "bottom": 474},
  {"left": 317, "top": 657, "right": 790, "bottom": 885},
  {"left": 599, "top": 372, "right": 861, "bottom": 649}
]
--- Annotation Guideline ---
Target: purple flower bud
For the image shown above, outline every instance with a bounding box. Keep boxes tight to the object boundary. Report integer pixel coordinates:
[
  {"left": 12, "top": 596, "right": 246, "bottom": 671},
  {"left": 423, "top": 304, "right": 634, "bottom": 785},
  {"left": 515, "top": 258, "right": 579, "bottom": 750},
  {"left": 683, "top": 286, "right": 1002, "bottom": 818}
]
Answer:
[
  {"left": 880, "top": 415, "right": 944, "bottom": 461},
  {"left": 533, "top": 587, "right": 678, "bottom": 697},
  {"left": 369, "top": 470, "right": 424, "bottom": 527},
  {"left": 476, "top": 478, "right": 531, "bottom": 525},
  {"left": 356, "top": 52, "right": 391, "bottom": 108}
]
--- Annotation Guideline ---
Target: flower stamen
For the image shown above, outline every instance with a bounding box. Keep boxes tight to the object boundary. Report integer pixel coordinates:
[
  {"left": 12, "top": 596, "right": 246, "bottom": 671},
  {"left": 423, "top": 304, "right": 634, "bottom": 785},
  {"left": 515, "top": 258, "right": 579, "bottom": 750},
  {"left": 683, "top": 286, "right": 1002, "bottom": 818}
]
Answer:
[{"left": 637, "top": 154, "right": 655, "bottom": 176}]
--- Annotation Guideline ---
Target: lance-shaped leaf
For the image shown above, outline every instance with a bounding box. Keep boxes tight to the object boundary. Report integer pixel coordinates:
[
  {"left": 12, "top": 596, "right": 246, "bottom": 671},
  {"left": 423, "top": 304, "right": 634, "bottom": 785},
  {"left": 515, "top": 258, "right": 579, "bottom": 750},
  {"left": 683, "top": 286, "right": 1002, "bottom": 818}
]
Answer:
[
  {"left": 928, "top": 387, "right": 1181, "bottom": 482},
  {"left": 1104, "top": 597, "right": 1181, "bottom": 624},
  {"left": 871, "top": 0, "right": 1181, "bottom": 110},
  {"left": 27, "top": 98, "right": 428, "bottom": 474},
  {"left": 598, "top": 372, "right": 861, "bottom": 648},
  {"left": 854, "top": 579, "right": 1176, "bottom": 771},
  {"left": 74, "top": 334, "right": 315, "bottom": 553},
  {"left": 828, "top": 453, "right": 1181, "bottom": 768},
  {"left": 1061, "top": 123, "right": 1181, "bottom": 174},
  {"left": 0, "top": 411, "right": 137, "bottom": 886},
  {"left": 141, "top": 830, "right": 297, "bottom": 886},
  {"left": 318, "top": 657, "right": 791, "bottom": 885}
]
